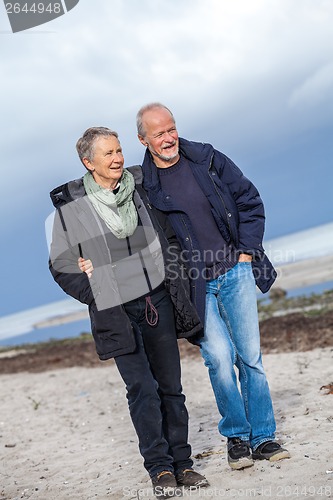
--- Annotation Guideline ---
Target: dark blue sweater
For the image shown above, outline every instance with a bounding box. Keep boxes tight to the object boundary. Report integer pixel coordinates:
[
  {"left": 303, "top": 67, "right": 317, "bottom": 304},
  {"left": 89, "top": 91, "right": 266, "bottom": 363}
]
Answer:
[{"left": 158, "top": 156, "right": 237, "bottom": 279}]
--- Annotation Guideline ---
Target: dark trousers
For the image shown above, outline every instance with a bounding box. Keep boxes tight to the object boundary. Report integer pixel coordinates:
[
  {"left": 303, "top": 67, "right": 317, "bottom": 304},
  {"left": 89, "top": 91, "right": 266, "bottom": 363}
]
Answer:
[{"left": 114, "top": 288, "right": 193, "bottom": 478}]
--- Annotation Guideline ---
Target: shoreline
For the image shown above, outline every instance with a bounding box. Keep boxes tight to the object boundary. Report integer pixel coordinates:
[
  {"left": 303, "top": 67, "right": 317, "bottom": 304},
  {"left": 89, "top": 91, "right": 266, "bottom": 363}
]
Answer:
[{"left": 1, "top": 290, "right": 333, "bottom": 374}]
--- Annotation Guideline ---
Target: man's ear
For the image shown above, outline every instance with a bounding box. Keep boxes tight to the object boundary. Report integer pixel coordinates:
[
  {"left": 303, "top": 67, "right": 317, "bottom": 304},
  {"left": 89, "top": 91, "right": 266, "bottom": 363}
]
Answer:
[{"left": 138, "top": 134, "right": 148, "bottom": 147}]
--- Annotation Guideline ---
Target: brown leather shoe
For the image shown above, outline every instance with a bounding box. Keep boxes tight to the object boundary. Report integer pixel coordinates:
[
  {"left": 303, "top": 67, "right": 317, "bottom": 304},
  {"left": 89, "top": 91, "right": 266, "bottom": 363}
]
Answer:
[
  {"left": 151, "top": 471, "right": 177, "bottom": 498},
  {"left": 175, "top": 468, "right": 209, "bottom": 487}
]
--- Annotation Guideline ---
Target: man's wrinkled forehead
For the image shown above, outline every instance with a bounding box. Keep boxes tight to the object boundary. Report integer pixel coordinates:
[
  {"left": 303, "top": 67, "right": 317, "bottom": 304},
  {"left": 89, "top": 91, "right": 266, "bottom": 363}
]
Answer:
[{"left": 142, "top": 107, "right": 176, "bottom": 134}]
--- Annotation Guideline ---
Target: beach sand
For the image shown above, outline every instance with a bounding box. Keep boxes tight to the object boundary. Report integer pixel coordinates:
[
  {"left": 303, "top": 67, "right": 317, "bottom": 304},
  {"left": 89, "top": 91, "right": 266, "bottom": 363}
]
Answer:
[{"left": 1, "top": 346, "right": 333, "bottom": 499}]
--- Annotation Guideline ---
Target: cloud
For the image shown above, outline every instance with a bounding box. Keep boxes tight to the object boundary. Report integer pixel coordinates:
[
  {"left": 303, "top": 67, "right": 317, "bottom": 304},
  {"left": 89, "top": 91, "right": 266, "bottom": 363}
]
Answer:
[
  {"left": 289, "top": 61, "right": 333, "bottom": 111},
  {"left": 2, "top": 2, "right": 333, "bottom": 121},
  {"left": 1, "top": 0, "right": 333, "bottom": 206}
]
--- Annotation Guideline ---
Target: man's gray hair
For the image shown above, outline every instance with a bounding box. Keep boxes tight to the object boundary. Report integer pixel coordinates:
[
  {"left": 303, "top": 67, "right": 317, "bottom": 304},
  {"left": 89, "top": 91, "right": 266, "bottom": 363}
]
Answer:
[
  {"left": 136, "top": 102, "right": 175, "bottom": 137},
  {"left": 76, "top": 127, "right": 119, "bottom": 165}
]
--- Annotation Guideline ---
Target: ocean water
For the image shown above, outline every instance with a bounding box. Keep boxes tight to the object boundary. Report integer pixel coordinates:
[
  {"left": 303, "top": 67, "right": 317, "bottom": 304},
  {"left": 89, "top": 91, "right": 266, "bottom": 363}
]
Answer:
[
  {"left": 0, "top": 319, "right": 91, "bottom": 347},
  {"left": 1, "top": 222, "right": 332, "bottom": 348},
  {"left": 1, "top": 280, "right": 332, "bottom": 348},
  {"left": 264, "top": 222, "right": 333, "bottom": 265}
]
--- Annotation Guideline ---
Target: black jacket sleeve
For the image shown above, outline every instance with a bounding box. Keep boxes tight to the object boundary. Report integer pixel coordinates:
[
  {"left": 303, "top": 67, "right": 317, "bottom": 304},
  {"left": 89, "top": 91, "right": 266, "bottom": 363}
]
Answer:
[{"left": 48, "top": 210, "right": 95, "bottom": 305}]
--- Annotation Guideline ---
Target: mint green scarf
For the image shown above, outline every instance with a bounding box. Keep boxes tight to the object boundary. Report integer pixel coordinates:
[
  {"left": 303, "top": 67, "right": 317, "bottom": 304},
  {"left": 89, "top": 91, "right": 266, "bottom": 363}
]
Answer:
[{"left": 83, "top": 169, "right": 138, "bottom": 239}]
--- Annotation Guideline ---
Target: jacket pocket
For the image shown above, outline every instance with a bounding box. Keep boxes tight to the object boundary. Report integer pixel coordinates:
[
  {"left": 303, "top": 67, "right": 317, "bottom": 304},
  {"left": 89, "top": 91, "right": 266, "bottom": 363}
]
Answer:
[{"left": 88, "top": 303, "right": 136, "bottom": 359}]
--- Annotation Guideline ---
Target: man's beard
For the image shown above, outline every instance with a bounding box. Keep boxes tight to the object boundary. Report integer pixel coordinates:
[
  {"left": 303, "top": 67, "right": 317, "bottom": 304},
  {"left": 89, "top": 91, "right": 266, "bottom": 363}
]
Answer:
[
  {"left": 149, "top": 143, "right": 179, "bottom": 162},
  {"left": 153, "top": 150, "right": 179, "bottom": 161}
]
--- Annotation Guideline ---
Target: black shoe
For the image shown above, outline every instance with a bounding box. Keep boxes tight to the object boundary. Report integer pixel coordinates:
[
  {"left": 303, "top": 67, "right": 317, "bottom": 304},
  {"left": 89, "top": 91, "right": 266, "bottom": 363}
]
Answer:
[
  {"left": 151, "top": 471, "right": 177, "bottom": 498},
  {"left": 175, "top": 468, "right": 209, "bottom": 487},
  {"left": 252, "top": 441, "right": 290, "bottom": 462},
  {"left": 227, "top": 437, "right": 254, "bottom": 470}
]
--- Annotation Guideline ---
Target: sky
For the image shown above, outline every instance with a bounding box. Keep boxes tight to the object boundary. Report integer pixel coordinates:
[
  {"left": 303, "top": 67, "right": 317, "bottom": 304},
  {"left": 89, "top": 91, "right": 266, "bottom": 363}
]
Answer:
[{"left": 1, "top": 0, "right": 333, "bottom": 326}]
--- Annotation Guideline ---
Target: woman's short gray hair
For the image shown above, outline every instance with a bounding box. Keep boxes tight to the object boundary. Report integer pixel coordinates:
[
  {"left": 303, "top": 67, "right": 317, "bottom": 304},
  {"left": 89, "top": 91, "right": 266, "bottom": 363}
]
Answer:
[
  {"left": 76, "top": 127, "right": 119, "bottom": 164},
  {"left": 136, "top": 103, "right": 175, "bottom": 138}
]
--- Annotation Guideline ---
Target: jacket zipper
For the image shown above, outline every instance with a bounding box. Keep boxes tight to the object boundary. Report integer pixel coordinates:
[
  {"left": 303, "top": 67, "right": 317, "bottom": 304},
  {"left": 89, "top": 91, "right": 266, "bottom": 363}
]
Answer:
[
  {"left": 180, "top": 214, "right": 197, "bottom": 302},
  {"left": 207, "top": 153, "right": 235, "bottom": 242},
  {"left": 143, "top": 185, "right": 196, "bottom": 300}
]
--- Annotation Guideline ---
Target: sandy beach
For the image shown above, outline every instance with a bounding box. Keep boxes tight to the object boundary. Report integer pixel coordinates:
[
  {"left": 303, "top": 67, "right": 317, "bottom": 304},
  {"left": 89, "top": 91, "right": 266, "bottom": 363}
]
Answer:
[{"left": 1, "top": 345, "right": 333, "bottom": 500}]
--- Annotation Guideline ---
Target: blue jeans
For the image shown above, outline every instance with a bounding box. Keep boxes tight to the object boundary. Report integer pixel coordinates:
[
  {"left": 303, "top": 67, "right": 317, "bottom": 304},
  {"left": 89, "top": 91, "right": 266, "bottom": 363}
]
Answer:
[{"left": 200, "top": 262, "right": 276, "bottom": 449}]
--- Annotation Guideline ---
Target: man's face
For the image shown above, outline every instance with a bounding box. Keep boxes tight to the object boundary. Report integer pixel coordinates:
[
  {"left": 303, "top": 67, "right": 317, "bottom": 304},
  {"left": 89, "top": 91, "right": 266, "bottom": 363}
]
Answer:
[
  {"left": 139, "top": 107, "right": 179, "bottom": 167},
  {"left": 83, "top": 136, "right": 124, "bottom": 189}
]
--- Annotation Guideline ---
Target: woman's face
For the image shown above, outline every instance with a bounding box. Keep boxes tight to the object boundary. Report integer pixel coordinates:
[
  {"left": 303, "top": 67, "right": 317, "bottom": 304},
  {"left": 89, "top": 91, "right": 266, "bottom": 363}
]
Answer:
[{"left": 84, "top": 135, "right": 124, "bottom": 189}]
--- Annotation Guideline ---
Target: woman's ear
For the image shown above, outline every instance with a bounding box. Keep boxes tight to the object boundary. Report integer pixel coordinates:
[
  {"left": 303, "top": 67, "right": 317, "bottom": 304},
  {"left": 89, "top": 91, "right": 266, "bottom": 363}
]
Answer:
[{"left": 83, "top": 157, "right": 94, "bottom": 171}]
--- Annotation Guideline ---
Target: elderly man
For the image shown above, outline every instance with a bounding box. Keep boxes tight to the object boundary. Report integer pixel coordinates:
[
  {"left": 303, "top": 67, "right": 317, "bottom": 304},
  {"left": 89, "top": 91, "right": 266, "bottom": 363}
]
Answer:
[{"left": 136, "top": 103, "right": 290, "bottom": 470}]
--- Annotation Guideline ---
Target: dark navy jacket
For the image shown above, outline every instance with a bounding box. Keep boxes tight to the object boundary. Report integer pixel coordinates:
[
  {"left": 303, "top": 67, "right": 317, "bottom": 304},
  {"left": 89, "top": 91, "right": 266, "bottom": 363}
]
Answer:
[
  {"left": 49, "top": 171, "right": 203, "bottom": 360},
  {"left": 141, "top": 138, "right": 276, "bottom": 324}
]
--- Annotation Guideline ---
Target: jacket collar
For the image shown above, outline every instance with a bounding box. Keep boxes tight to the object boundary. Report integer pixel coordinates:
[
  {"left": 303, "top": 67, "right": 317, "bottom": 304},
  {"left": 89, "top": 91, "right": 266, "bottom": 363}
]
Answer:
[
  {"left": 179, "top": 137, "right": 213, "bottom": 164},
  {"left": 50, "top": 177, "right": 86, "bottom": 209}
]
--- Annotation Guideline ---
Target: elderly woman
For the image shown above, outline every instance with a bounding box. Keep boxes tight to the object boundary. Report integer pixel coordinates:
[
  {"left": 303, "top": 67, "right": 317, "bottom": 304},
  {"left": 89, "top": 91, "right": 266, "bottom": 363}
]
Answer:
[{"left": 48, "top": 127, "right": 207, "bottom": 497}]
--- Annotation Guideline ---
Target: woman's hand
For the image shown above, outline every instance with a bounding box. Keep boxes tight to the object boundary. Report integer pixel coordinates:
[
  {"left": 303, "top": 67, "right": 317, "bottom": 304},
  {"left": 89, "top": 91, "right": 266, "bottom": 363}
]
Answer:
[
  {"left": 78, "top": 257, "right": 94, "bottom": 278},
  {"left": 238, "top": 253, "right": 253, "bottom": 262}
]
